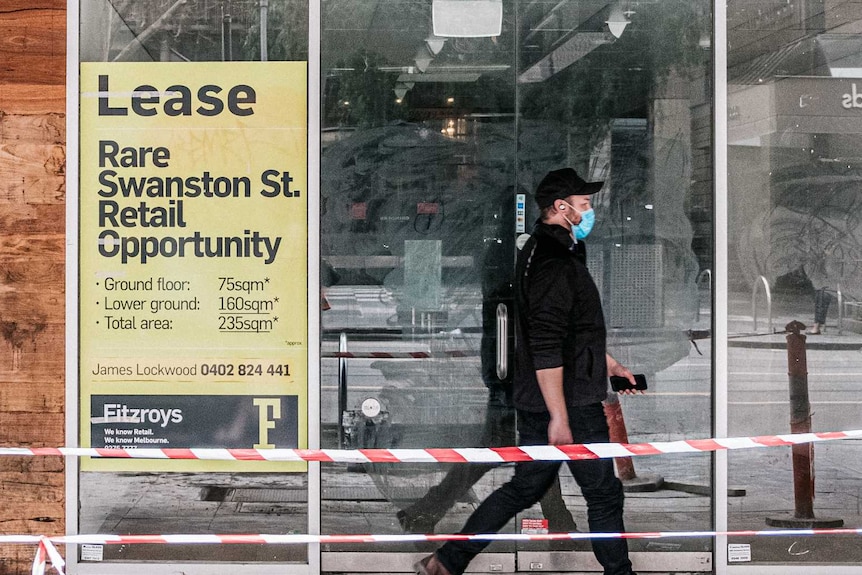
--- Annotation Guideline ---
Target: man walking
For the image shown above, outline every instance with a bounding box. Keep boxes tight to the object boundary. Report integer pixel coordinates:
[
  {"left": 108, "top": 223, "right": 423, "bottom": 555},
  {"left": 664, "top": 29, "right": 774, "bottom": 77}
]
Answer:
[{"left": 415, "top": 168, "right": 640, "bottom": 575}]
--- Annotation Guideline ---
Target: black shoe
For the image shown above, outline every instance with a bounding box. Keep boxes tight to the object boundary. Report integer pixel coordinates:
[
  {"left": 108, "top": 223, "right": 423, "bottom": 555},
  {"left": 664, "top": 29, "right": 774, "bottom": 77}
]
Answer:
[
  {"left": 414, "top": 553, "right": 452, "bottom": 575},
  {"left": 397, "top": 509, "right": 439, "bottom": 534}
]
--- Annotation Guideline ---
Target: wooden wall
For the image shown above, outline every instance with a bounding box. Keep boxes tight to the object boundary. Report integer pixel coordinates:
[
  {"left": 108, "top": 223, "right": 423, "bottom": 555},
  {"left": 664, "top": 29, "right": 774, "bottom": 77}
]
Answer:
[{"left": 0, "top": 1, "right": 66, "bottom": 573}]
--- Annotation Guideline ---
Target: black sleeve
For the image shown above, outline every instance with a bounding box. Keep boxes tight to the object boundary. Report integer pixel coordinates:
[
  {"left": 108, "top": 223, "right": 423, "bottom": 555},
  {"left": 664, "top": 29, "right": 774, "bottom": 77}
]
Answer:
[{"left": 526, "top": 258, "right": 573, "bottom": 370}]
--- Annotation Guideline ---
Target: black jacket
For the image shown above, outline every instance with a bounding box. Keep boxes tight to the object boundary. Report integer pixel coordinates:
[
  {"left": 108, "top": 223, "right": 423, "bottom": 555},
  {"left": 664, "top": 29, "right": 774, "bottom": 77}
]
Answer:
[{"left": 513, "top": 222, "right": 608, "bottom": 411}]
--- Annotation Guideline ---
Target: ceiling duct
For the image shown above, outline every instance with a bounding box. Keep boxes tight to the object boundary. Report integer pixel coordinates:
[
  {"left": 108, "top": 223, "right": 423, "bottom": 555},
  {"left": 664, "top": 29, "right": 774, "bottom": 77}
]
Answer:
[
  {"left": 397, "top": 72, "right": 482, "bottom": 83},
  {"left": 518, "top": 32, "right": 612, "bottom": 83}
]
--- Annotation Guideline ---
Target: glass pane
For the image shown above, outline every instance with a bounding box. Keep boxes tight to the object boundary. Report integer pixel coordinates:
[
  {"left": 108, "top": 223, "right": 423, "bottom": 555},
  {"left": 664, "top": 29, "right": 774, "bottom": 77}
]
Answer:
[
  {"left": 515, "top": 0, "right": 714, "bottom": 556},
  {"left": 320, "top": 0, "right": 714, "bottom": 568},
  {"left": 727, "top": 0, "right": 862, "bottom": 564},
  {"left": 77, "top": 0, "right": 309, "bottom": 566},
  {"left": 319, "top": 0, "right": 519, "bottom": 557},
  {"left": 81, "top": 0, "right": 308, "bottom": 62}
]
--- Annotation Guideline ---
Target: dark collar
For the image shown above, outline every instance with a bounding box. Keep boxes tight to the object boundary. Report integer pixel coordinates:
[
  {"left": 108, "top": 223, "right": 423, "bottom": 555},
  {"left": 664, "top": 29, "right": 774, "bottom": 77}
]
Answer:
[
  {"left": 533, "top": 220, "right": 586, "bottom": 261},
  {"left": 534, "top": 220, "right": 576, "bottom": 249}
]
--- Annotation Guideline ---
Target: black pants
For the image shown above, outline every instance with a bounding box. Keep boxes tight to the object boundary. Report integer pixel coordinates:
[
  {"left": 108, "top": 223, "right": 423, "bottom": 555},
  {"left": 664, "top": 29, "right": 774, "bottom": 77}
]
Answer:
[
  {"left": 400, "top": 389, "right": 576, "bottom": 532},
  {"left": 400, "top": 389, "right": 513, "bottom": 526},
  {"left": 435, "top": 403, "right": 633, "bottom": 575}
]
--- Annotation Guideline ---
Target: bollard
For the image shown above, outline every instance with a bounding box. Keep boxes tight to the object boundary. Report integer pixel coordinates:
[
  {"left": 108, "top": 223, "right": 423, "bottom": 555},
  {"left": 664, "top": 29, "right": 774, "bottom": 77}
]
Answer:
[
  {"left": 337, "top": 332, "right": 349, "bottom": 449},
  {"left": 787, "top": 320, "right": 814, "bottom": 519},
  {"left": 765, "top": 321, "right": 843, "bottom": 528},
  {"left": 603, "top": 391, "right": 663, "bottom": 492}
]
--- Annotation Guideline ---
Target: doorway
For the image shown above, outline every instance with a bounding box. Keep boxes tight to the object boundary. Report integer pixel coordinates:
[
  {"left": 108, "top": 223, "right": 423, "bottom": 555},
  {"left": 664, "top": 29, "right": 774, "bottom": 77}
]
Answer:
[{"left": 319, "top": 1, "right": 714, "bottom": 572}]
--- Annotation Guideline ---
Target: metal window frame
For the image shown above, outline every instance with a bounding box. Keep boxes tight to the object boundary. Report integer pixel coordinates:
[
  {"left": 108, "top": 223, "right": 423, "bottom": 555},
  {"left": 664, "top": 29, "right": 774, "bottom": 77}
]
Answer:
[
  {"left": 714, "top": 3, "right": 855, "bottom": 573},
  {"left": 713, "top": 0, "right": 729, "bottom": 573}
]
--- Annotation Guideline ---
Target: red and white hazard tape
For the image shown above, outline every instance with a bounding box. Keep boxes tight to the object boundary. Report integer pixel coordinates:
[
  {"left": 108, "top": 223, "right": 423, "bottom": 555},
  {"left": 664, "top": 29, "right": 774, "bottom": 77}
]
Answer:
[
  {"left": 1, "top": 429, "right": 860, "bottom": 463},
  {"left": 29, "top": 536, "right": 64, "bottom": 575},
  {"left": 6, "top": 528, "right": 862, "bottom": 575},
  {"left": 322, "top": 350, "right": 479, "bottom": 359},
  {"left": 4, "top": 527, "right": 862, "bottom": 546}
]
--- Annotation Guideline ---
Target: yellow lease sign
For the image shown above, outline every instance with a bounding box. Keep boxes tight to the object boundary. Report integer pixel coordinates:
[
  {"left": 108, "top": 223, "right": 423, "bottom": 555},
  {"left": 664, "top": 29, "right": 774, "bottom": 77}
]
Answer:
[{"left": 79, "top": 62, "right": 307, "bottom": 471}]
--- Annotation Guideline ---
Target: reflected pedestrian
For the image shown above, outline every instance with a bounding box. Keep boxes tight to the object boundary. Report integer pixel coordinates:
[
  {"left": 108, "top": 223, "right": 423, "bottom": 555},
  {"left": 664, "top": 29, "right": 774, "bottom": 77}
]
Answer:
[
  {"left": 415, "top": 168, "right": 640, "bottom": 575},
  {"left": 807, "top": 287, "right": 832, "bottom": 335},
  {"left": 397, "top": 188, "right": 577, "bottom": 536}
]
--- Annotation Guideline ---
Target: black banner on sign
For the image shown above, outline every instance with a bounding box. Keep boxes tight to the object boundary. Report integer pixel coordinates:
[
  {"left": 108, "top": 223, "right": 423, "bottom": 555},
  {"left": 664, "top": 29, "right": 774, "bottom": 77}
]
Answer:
[{"left": 90, "top": 395, "right": 298, "bottom": 449}]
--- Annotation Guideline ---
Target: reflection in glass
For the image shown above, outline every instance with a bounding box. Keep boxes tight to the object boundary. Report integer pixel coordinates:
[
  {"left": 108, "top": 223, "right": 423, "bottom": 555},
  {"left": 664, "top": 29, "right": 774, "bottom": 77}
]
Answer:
[
  {"left": 320, "top": 1, "right": 519, "bottom": 553},
  {"left": 727, "top": 0, "right": 862, "bottom": 565},
  {"left": 81, "top": 0, "right": 308, "bottom": 62},
  {"left": 516, "top": 0, "right": 713, "bottom": 554},
  {"left": 320, "top": 0, "right": 714, "bottom": 563}
]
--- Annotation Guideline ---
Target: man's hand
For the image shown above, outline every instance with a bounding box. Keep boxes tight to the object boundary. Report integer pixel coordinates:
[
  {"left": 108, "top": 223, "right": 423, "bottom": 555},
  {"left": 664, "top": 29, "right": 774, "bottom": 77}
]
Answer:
[
  {"left": 606, "top": 353, "right": 643, "bottom": 395},
  {"left": 547, "top": 416, "right": 573, "bottom": 445},
  {"left": 536, "top": 366, "right": 574, "bottom": 444}
]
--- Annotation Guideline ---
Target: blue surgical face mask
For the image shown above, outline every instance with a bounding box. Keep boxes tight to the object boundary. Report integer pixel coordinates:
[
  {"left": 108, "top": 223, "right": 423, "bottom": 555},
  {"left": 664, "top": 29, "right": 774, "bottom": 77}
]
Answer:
[
  {"left": 561, "top": 201, "right": 596, "bottom": 240},
  {"left": 574, "top": 207, "right": 595, "bottom": 239}
]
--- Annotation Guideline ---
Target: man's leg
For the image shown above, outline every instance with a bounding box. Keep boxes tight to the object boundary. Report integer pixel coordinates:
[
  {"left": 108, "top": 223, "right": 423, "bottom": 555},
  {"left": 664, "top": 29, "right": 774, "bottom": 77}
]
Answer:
[
  {"left": 539, "top": 474, "right": 578, "bottom": 532},
  {"left": 434, "top": 459, "right": 562, "bottom": 574},
  {"left": 399, "top": 464, "right": 493, "bottom": 533},
  {"left": 432, "top": 410, "right": 559, "bottom": 575},
  {"left": 566, "top": 403, "right": 634, "bottom": 575},
  {"left": 814, "top": 288, "right": 832, "bottom": 325},
  {"left": 400, "top": 391, "right": 514, "bottom": 533}
]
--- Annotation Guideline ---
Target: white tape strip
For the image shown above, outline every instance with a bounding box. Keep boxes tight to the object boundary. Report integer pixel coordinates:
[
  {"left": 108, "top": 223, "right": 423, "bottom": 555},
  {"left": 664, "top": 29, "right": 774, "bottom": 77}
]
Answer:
[
  {"left": 454, "top": 448, "right": 507, "bottom": 463},
  {"left": 517, "top": 445, "right": 572, "bottom": 461}
]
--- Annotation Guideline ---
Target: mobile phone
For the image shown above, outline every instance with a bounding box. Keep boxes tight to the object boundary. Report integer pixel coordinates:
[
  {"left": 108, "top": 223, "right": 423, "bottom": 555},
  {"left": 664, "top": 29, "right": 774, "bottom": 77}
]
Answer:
[{"left": 610, "top": 374, "right": 648, "bottom": 392}]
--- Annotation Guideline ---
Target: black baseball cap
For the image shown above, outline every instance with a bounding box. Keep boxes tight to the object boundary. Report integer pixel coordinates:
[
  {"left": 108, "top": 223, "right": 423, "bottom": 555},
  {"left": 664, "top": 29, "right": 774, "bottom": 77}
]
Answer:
[{"left": 534, "top": 168, "right": 604, "bottom": 208}]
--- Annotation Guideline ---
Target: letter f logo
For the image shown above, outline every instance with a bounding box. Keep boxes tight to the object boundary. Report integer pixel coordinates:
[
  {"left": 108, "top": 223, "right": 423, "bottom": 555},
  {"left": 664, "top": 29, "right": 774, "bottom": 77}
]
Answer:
[{"left": 253, "top": 398, "right": 282, "bottom": 449}]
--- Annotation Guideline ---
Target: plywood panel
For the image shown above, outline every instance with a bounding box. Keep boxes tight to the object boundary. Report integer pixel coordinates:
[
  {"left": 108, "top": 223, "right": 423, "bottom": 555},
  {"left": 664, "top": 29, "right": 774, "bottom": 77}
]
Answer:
[
  {"left": 0, "top": 381, "right": 64, "bottom": 412},
  {"left": 0, "top": 501, "right": 65, "bottom": 526},
  {"left": 0, "top": 324, "right": 64, "bottom": 378},
  {"left": 0, "top": 143, "right": 65, "bottom": 203},
  {"left": 0, "top": 272, "right": 63, "bottom": 317},
  {"left": 0, "top": 412, "right": 64, "bottom": 445},
  {"left": 0, "top": 471, "right": 64, "bottom": 499},
  {"left": 0, "top": 545, "right": 52, "bottom": 574},
  {"left": 0, "top": 248, "right": 66, "bottom": 287},
  {"left": 0, "top": 456, "right": 63, "bottom": 474},
  {"left": 0, "top": 112, "right": 65, "bottom": 144},
  {"left": 0, "top": 85, "right": 65, "bottom": 115},
  {"left": 0, "top": 9, "right": 65, "bottom": 85},
  {"left": 0, "top": 203, "right": 65, "bottom": 234},
  {"left": 1, "top": 1, "right": 65, "bottom": 9},
  {"left": 0, "top": 235, "right": 65, "bottom": 262},
  {"left": 0, "top": 2, "right": 67, "bottom": 572}
]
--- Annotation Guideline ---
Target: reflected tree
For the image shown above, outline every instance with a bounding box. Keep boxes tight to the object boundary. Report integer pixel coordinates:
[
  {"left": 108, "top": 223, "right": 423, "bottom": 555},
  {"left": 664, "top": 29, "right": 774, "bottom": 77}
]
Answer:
[
  {"left": 83, "top": 0, "right": 308, "bottom": 62},
  {"left": 736, "top": 157, "right": 862, "bottom": 297}
]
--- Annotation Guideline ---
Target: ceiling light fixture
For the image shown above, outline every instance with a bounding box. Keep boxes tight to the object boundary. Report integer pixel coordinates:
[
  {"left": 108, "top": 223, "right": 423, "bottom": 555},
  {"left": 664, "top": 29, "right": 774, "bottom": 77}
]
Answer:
[
  {"left": 605, "top": 5, "right": 631, "bottom": 39},
  {"left": 414, "top": 45, "right": 434, "bottom": 73},
  {"left": 425, "top": 35, "right": 446, "bottom": 55},
  {"left": 432, "top": 0, "right": 502, "bottom": 38}
]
